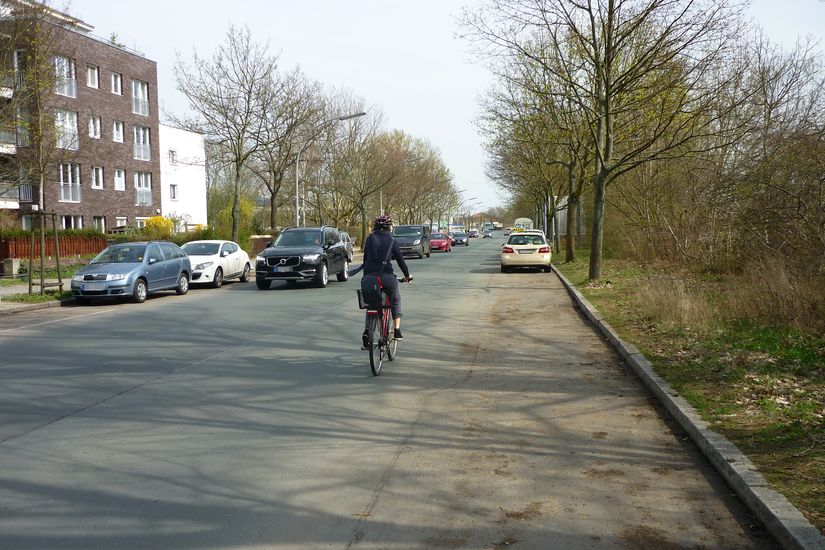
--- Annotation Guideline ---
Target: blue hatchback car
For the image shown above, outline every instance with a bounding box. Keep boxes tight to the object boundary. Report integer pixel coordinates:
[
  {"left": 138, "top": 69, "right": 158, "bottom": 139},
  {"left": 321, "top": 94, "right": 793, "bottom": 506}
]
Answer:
[{"left": 71, "top": 241, "right": 191, "bottom": 303}]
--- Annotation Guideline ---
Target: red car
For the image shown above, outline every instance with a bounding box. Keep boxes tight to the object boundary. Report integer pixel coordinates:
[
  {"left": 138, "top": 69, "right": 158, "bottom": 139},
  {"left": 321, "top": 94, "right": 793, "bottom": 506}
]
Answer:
[{"left": 429, "top": 232, "right": 452, "bottom": 252}]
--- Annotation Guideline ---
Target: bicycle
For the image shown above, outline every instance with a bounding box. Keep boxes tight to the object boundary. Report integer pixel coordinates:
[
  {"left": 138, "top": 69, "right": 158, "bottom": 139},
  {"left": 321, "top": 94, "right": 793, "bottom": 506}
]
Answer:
[{"left": 357, "top": 277, "right": 411, "bottom": 376}]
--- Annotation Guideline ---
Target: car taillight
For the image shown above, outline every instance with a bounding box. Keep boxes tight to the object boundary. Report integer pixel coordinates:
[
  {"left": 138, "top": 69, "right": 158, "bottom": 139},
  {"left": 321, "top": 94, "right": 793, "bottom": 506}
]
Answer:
[
  {"left": 502, "top": 246, "right": 514, "bottom": 253},
  {"left": 539, "top": 246, "right": 550, "bottom": 253}
]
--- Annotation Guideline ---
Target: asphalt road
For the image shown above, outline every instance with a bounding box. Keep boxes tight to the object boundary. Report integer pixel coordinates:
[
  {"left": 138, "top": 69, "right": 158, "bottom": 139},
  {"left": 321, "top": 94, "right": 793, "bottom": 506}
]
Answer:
[{"left": 0, "top": 237, "right": 777, "bottom": 549}]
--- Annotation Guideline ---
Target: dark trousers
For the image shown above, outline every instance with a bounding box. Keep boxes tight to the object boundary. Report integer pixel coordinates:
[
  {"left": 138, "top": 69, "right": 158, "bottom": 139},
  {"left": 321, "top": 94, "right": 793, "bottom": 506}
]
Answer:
[{"left": 363, "top": 274, "right": 402, "bottom": 329}]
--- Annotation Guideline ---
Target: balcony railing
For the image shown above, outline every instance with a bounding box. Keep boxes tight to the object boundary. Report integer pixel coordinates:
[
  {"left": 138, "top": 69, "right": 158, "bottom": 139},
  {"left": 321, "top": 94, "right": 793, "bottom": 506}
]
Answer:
[
  {"left": 0, "top": 130, "right": 17, "bottom": 144},
  {"left": 133, "top": 143, "right": 151, "bottom": 161},
  {"left": 18, "top": 183, "right": 33, "bottom": 202},
  {"left": 132, "top": 97, "right": 149, "bottom": 116},
  {"left": 59, "top": 182, "right": 81, "bottom": 202},
  {"left": 0, "top": 184, "right": 34, "bottom": 202},
  {"left": 55, "top": 77, "right": 77, "bottom": 98}
]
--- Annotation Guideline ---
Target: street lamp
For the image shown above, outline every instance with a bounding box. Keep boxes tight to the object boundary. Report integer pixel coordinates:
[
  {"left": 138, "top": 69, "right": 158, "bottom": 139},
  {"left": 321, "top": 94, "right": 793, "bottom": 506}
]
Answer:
[{"left": 295, "top": 111, "right": 366, "bottom": 226}]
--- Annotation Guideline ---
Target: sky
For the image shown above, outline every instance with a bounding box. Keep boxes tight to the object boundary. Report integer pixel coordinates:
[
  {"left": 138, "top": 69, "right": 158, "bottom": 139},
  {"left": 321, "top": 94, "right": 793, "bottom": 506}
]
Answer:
[{"left": 66, "top": 0, "right": 825, "bottom": 213}]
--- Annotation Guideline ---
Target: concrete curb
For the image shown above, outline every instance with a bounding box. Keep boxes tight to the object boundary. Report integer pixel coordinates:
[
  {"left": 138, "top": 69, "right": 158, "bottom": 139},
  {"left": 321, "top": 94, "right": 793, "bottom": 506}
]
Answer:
[
  {"left": 551, "top": 265, "right": 825, "bottom": 550},
  {"left": 0, "top": 298, "right": 73, "bottom": 316}
]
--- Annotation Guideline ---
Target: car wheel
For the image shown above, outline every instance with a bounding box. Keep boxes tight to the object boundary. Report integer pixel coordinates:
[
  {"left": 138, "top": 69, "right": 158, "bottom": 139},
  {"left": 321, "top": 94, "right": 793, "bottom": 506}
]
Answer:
[
  {"left": 240, "top": 263, "right": 251, "bottom": 282},
  {"left": 544, "top": 266, "right": 552, "bottom": 273},
  {"left": 425, "top": 246, "right": 431, "bottom": 258},
  {"left": 419, "top": 245, "right": 425, "bottom": 259},
  {"left": 256, "top": 278, "right": 270, "bottom": 290},
  {"left": 315, "top": 262, "right": 328, "bottom": 288},
  {"left": 212, "top": 267, "right": 223, "bottom": 288},
  {"left": 133, "top": 279, "right": 148, "bottom": 303},
  {"left": 500, "top": 264, "right": 507, "bottom": 273},
  {"left": 337, "top": 260, "right": 349, "bottom": 282},
  {"left": 176, "top": 273, "right": 190, "bottom": 295}
]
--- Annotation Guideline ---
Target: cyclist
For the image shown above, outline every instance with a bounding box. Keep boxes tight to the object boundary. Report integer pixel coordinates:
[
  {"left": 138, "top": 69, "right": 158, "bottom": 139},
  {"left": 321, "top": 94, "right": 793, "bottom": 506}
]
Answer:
[{"left": 360, "top": 214, "right": 412, "bottom": 348}]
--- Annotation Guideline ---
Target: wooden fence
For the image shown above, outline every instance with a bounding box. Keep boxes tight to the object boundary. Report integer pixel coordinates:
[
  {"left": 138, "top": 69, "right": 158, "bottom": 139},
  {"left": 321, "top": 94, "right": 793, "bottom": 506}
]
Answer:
[{"left": 0, "top": 235, "right": 108, "bottom": 260}]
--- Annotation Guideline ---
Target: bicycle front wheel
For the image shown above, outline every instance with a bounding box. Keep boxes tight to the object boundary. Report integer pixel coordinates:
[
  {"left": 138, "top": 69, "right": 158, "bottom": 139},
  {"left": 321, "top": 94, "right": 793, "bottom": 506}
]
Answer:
[
  {"left": 386, "top": 312, "right": 398, "bottom": 361},
  {"left": 368, "top": 315, "right": 384, "bottom": 376}
]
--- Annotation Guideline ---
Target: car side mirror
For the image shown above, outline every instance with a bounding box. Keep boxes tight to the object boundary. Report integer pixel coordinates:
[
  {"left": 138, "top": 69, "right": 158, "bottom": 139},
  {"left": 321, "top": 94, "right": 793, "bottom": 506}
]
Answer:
[
  {"left": 148, "top": 258, "right": 157, "bottom": 265},
  {"left": 221, "top": 250, "right": 229, "bottom": 257},
  {"left": 265, "top": 240, "right": 272, "bottom": 248}
]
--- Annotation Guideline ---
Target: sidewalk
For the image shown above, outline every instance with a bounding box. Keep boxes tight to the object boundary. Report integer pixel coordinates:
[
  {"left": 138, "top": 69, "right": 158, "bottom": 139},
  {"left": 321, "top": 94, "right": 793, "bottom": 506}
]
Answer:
[{"left": 0, "top": 279, "right": 72, "bottom": 316}]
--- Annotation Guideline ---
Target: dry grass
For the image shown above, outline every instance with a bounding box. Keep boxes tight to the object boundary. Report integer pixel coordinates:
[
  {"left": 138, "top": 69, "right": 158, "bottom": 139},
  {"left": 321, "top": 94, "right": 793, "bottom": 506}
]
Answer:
[
  {"left": 631, "top": 275, "right": 718, "bottom": 335},
  {"left": 723, "top": 259, "right": 825, "bottom": 334}
]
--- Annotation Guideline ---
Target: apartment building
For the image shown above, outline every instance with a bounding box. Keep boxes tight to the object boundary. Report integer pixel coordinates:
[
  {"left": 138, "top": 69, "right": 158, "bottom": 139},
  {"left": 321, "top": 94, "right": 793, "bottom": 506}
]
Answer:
[{"left": 0, "top": 1, "right": 161, "bottom": 232}]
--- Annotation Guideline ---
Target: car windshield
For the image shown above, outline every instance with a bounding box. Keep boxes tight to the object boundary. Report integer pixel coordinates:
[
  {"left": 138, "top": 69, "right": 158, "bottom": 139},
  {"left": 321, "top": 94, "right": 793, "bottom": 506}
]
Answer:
[
  {"left": 431, "top": 233, "right": 447, "bottom": 239},
  {"left": 181, "top": 242, "right": 220, "bottom": 255},
  {"left": 393, "top": 226, "right": 422, "bottom": 237},
  {"left": 273, "top": 229, "right": 322, "bottom": 247},
  {"left": 91, "top": 245, "right": 146, "bottom": 264},
  {"left": 454, "top": 232, "right": 467, "bottom": 238},
  {"left": 507, "top": 235, "right": 545, "bottom": 246}
]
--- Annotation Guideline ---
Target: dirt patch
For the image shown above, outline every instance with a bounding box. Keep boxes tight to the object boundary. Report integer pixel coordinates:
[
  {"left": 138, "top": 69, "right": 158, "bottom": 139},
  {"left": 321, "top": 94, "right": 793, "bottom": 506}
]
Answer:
[
  {"left": 583, "top": 467, "right": 626, "bottom": 480},
  {"left": 502, "top": 501, "right": 544, "bottom": 521},
  {"left": 592, "top": 431, "right": 609, "bottom": 439},
  {"left": 424, "top": 537, "right": 467, "bottom": 548},
  {"left": 618, "top": 525, "right": 682, "bottom": 549}
]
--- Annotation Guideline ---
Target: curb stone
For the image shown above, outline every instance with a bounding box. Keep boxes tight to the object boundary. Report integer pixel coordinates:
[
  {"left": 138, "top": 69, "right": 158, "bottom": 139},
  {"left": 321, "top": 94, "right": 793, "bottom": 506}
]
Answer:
[
  {"left": 552, "top": 264, "right": 825, "bottom": 550},
  {"left": 0, "top": 298, "right": 73, "bottom": 316}
]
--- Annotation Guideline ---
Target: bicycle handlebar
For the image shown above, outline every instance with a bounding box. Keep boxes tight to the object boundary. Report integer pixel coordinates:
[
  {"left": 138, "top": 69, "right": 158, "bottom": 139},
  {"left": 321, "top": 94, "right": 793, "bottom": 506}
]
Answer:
[{"left": 398, "top": 276, "right": 413, "bottom": 283}]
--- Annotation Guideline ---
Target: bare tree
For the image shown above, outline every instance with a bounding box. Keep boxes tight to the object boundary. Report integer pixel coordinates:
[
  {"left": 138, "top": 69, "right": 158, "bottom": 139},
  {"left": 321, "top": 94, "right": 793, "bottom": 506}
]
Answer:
[{"left": 174, "top": 25, "right": 277, "bottom": 242}]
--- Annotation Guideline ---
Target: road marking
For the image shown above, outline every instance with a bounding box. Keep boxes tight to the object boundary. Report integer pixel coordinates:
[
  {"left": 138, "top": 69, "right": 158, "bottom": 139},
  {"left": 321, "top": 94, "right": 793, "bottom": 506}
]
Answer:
[{"left": 0, "top": 310, "right": 109, "bottom": 335}]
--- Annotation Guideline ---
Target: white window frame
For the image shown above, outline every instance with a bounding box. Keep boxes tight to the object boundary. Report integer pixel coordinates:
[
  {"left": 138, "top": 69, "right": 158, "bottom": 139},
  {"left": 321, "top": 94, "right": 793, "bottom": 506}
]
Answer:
[
  {"left": 132, "top": 79, "right": 149, "bottom": 116},
  {"left": 91, "top": 166, "right": 104, "bottom": 189},
  {"left": 133, "top": 125, "right": 151, "bottom": 160},
  {"left": 114, "top": 168, "right": 125, "bottom": 191},
  {"left": 86, "top": 64, "right": 99, "bottom": 88},
  {"left": 168, "top": 150, "right": 177, "bottom": 164},
  {"left": 112, "top": 120, "right": 124, "bottom": 143},
  {"left": 22, "top": 214, "right": 33, "bottom": 231},
  {"left": 111, "top": 72, "right": 122, "bottom": 95},
  {"left": 58, "top": 163, "right": 81, "bottom": 202},
  {"left": 62, "top": 215, "right": 83, "bottom": 229},
  {"left": 115, "top": 216, "right": 127, "bottom": 228},
  {"left": 53, "top": 56, "right": 76, "bottom": 98},
  {"left": 169, "top": 183, "right": 178, "bottom": 201},
  {"left": 93, "top": 216, "right": 106, "bottom": 233},
  {"left": 135, "top": 217, "right": 148, "bottom": 229},
  {"left": 88, "top": 115, "right": 101, "bottom": 139},
  {"left": 55, "top": 109, "right": 78, "bottom": 150},
  {"left": 135, "top": 171, "right": 152, "bottom": 206}
]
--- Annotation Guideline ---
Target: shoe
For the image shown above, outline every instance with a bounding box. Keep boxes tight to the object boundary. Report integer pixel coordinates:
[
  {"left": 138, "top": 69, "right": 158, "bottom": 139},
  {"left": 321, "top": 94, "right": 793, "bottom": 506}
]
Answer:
[
  {"left": 361, "top": 330, "right": 369, "bottom": 350},
  {"left": 394, "top": 329, "right": 404, "bottom": 340}
]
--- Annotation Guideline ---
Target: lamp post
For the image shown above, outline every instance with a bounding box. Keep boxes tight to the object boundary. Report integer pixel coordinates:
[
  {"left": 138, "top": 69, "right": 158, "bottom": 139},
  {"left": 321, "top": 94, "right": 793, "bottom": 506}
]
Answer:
[{"left": 295, "top": 111, "right": 366, "bottom": 226}]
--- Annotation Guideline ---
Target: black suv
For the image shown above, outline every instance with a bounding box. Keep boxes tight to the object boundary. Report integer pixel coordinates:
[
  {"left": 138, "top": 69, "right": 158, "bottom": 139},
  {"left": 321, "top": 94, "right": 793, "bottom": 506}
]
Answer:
[
  {"left": 392, "top": 224, "right": 431, "bottom": 258},
  {"left": 255, "top": 226, "right": 350, "bottom": 289}
]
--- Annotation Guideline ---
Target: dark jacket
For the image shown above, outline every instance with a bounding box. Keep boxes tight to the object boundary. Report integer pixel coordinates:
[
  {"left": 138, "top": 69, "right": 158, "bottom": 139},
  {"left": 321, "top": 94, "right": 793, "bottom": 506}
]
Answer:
[{"left": 363, "top": 230, "right": 409, "bottom": 278}]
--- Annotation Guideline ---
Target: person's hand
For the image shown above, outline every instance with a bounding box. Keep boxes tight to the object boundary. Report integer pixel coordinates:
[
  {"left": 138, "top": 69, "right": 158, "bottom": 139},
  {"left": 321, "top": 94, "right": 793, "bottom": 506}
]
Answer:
[{"left": 403, "top": 275, "right": 413, "bottom": 283}]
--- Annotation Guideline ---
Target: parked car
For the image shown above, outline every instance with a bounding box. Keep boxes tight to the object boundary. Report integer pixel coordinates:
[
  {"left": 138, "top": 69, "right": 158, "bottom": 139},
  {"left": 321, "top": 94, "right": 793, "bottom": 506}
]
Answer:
[
  {"left": 71, "top": 241, "right": 191, "bottom": 303},
  {"left": 468, "top": 229, "right": 479, "bottom": 238},
  {"left": 181, "top": 240, "right": 251, "bottom": 288},
  {"left": 451, "top": 231, "right": 470, "bottom": 246},
  {"left": 255, "top": 226, "right": 349, "bottom": 289},
  {"left": 483, "top": 230, "right": 493, "bottom": 238},
  {"left": 392, "top": 224, "right": 431, "bottom": 258},
  {"left": 500, "top": 233, "right": 552, "bottom": 272},
  {"left": 429, "top": 232, "right": 452, "bottom": 252},
  {"left": 340, "top": 231, "right": 355, "bottom": 262}
]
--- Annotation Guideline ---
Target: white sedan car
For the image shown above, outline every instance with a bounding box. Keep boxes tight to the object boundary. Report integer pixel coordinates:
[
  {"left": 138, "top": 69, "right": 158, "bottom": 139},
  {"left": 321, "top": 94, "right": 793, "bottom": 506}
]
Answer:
[
  {"left": 181, "top": 240, "right": 251, "bottom": 288},
  {"left": 500, "top": 233, "right": 552, "bottom": 273}
]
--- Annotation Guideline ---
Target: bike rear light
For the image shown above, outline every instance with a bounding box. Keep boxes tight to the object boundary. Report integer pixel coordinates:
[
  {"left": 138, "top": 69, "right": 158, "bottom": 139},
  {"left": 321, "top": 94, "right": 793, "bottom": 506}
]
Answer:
[
  {"left": 539, "top": 246, "right": 550, "bottom": 253},
  {"left": 502, "top": 246, "right": 514, "bottom": 253}
]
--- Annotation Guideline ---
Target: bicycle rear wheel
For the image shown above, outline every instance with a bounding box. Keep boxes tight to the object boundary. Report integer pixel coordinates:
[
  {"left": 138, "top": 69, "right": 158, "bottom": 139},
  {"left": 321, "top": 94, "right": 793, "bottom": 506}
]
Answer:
[
  {"left": 386, "top": 310, "right": 398, "bottom": 361},
  {"left": 368, "top": 315, "right": 384, "bottom": 376}
]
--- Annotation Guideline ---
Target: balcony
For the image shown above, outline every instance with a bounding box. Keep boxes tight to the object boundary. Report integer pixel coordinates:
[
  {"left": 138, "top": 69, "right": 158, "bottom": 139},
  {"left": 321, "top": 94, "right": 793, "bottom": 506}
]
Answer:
[
  {"left": 0, "top": 183, "right": 34, "bottom": 208},
  {"left": 132, "top": 97, "right": 149, "bottom": 116},
  {"left": 0, "top": 130, "right": 16, "bottom": 154}
]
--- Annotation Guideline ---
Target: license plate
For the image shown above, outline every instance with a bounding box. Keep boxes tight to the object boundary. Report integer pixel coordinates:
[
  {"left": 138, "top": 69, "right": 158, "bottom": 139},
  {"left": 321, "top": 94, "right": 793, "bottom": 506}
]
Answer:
[
  {"left": 518, "top": 249, "right": 534, "bottom": 254},
  {"left": 83, "top": 282, "right": 105, "bottom": 291},
  {"left": 276, "top": 266, "right": 292, "bottom": 272}
]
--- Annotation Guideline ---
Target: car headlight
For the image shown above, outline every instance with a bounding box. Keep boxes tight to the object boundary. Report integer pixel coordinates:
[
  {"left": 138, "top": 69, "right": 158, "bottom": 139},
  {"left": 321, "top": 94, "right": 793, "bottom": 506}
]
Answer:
[
  {"left": 106, "top": 273, "right": 127, "bottom": 281},
  {"left": 413, "top": 239, "right": 421, "bottom": 245},
  {"left": 71, "top": 274, "right": 84, "bottom": 282},
  {"left": 302, "top": 253, "right": 321, "bottom": 262},
  {"left": 256, "top": 256, "right": 265, "bottom": 263},
  {"left": 195, "top": 261, "right": 213, "bottom": 270}
]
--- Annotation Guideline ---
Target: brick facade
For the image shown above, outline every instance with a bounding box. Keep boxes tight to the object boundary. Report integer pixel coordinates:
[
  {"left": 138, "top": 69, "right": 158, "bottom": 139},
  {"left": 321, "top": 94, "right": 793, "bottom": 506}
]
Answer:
[{"left": 15, "top": 19, "right": 161, "bottom": 232}]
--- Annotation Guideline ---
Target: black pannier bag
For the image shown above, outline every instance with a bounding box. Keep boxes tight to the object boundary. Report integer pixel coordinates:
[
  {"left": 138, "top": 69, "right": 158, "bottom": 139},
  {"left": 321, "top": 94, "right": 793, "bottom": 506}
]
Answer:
[{"left": 360, "top": 274, "right": 382, "bottom": 308}]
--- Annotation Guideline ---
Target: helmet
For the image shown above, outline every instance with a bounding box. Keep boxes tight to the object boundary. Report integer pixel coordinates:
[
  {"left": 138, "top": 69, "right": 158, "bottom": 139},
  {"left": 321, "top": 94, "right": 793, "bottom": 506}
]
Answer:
[{"left": 373, "top": 214, "right": 393, "bottom": 230}]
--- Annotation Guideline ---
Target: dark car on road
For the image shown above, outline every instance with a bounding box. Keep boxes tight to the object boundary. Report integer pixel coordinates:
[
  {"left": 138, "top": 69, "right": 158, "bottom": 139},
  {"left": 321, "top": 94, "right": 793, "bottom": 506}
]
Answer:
[
  {"left": 340, "top": 231, "right": 355, "bottom": 262},
  {"left": 71, "top": 241, "right": 191, "bottom": 304},
  {"left": 392, "top": 224, "right": 431, "bottom": 258},
  {"left": 451, "top": 231, "right": 470, "bottom": 246},
  {"left": 255, "top": 226, "right": 350, "bottom": 289}
]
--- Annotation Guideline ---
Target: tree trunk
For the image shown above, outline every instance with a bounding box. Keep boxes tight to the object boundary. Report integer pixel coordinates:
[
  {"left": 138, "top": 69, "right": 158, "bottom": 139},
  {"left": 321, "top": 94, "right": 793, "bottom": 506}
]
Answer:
[
  {"left": 269, "top": 192, "right": 278, "bottom": 232},
  {"left": 359, "top": 206, "right": 368, "bottom": 250},
  {"left": 565, "top": 194, "right": 578, "bottom": 262},
  {"left": 589, "top": 178, "right": 606, "bottom": 281},
  {"left": 231, "top": 166, "right": 241, "bottom": 243}
]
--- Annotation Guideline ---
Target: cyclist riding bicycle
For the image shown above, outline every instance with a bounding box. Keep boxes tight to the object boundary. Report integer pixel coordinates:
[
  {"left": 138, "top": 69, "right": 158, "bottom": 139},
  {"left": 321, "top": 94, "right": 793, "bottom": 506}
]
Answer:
[{"left": 359, "top": 215, "right": 412, "bottom": 348}]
